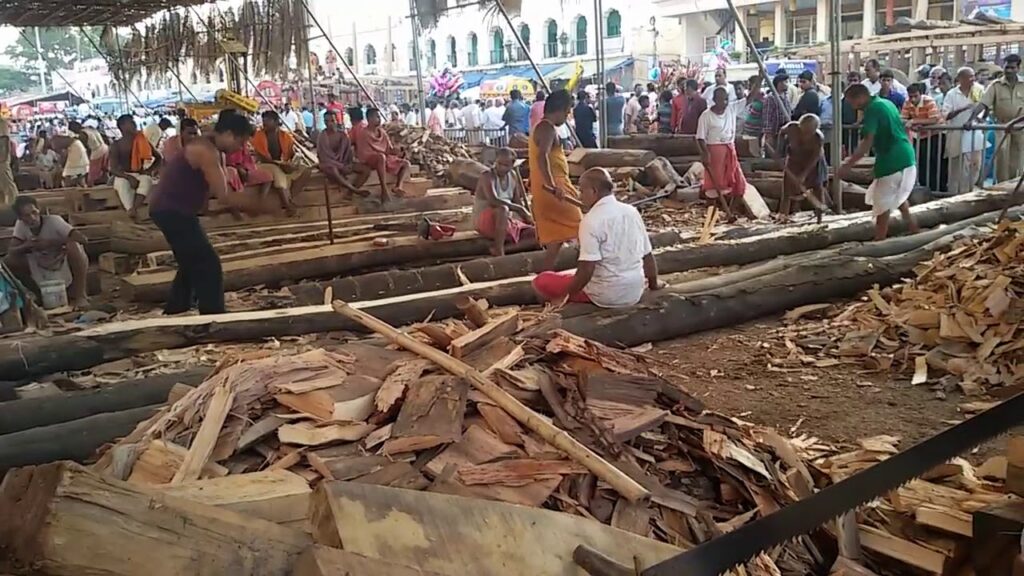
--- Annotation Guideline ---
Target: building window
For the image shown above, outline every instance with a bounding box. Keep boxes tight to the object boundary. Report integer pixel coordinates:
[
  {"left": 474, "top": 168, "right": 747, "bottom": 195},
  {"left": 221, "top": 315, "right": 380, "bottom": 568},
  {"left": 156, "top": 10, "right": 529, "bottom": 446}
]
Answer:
[
  {"left": 448, "top": 36, "right": 457, "bottom": 66},
  {"left": 344, "top": 47, "right": 354, "bottom": 66},
  {"left": 491, "top": 27, "right": 505, "bottom": 64},
  {"left": 517, "top": 24, "right": 530, "bottom": 61},
  {"left": 427, "top": 39, "right": 437, "bottom": 69},
  {"left": 788, "top": 16, "right": 814, "bottom": 46},
  {"left": 390, "top": 43, "right": 397, "bottom": 63},
  {"left": 574, "top": 15, "right": 587, "bottom": 55},
  {"left": 364, "top": 44, "right": 377, "bottom": 66},
  {"left": 545, "top": 20, "right": 558, "bottom": 58},
  {"left": 703, "top": 35, "right": 720, "bottom": 53},
  {"left": 606, "top": 9, "right": 621, "bottom": 37},
  {"left": 467, "top": 32, "right": 478, "bottom": 66}
]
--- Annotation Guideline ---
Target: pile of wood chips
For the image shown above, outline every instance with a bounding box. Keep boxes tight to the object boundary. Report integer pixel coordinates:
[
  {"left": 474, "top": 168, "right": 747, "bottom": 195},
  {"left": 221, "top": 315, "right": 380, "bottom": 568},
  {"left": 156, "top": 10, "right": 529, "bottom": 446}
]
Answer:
[
  {"left": 386, "top": 124, "right": 473, "bottom": 179},
  {"left": 91, "top": 303, "right": 835, "bottom": 575},
  {"left": 815, "top": 435, "right": 1012, "bottom": 575},
  {"left": 772, "top": 220, "right": 1024, "bottom": 397}
]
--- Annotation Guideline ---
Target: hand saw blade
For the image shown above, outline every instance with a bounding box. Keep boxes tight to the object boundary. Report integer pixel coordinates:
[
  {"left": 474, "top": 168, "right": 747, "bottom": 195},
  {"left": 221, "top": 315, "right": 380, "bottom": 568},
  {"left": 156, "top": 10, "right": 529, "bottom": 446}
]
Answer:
[{"left": 642, "top": 391, "right": 1024, "bottom": 576}]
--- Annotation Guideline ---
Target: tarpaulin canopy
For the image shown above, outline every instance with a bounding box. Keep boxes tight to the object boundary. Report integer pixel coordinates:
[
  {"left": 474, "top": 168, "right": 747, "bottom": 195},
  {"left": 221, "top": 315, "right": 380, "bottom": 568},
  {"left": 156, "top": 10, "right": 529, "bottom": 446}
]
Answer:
[
  {"left": 460, "top": 63, "right": 562, "bottom": 90},
  {"left": 0, "top": 0, "right": 213, "bottom": 26}
]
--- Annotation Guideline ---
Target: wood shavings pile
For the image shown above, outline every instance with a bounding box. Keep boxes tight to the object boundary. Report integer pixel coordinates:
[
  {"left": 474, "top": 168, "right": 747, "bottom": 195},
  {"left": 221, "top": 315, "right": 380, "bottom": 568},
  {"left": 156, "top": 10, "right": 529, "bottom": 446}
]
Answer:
[
  {"left": 772, "top": 220, "right": 1024, "bottom": 397},
  {"left": 92, "top": 302, "right": 831, "bottom": 575}
]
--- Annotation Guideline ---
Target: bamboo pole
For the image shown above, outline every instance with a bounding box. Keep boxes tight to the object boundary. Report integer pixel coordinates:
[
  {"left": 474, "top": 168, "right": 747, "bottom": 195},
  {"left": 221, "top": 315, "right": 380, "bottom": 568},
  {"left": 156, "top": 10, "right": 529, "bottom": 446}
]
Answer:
[{"left": 331, "top": 299, "right": 650, "bottom": 503}]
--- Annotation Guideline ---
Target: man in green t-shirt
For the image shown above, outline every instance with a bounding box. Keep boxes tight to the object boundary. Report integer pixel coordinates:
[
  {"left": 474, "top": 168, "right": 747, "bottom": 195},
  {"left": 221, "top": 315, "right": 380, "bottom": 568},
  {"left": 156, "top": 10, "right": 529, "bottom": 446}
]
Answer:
[{"left": 840, "top": 83, "right": 921, "bottom": 240}]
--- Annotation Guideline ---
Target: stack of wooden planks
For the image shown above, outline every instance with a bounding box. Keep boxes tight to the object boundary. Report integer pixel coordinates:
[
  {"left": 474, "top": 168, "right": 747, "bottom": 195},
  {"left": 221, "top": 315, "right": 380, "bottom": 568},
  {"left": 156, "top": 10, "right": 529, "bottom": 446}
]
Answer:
[
  {"left": 814, "top": 436, "right": 1014, "bottom": 575},
  {"left": 769, "top": 219, "right": 1024, "bottom": 397}
]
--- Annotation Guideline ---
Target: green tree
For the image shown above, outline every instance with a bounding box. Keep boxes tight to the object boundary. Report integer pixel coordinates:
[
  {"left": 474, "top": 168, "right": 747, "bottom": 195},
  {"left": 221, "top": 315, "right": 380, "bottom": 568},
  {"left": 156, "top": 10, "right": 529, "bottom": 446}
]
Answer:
[
  {"left": 0, "top": 67, "right": 37, "bottom": 96},
  {"left": 3, "top": 27, "right": 104, "bottom": 69}
]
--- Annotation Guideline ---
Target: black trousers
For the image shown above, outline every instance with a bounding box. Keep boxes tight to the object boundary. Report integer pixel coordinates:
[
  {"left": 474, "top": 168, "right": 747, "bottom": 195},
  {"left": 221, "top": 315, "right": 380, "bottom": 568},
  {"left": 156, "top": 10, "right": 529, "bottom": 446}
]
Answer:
[{"left": 151, "top": 210, "right": 225, "bottom": 315}]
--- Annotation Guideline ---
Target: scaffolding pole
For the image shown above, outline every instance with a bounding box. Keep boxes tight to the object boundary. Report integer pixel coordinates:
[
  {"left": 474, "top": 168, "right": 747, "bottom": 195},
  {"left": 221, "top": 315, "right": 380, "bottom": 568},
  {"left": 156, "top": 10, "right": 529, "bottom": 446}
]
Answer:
[
  {"left": 593, "top": 0, "right": 607, "bottom": 148},
  {"left": 829, "top": 0, "right": 844, "bottom": 212},
  {"left": 408, "top": 0, "right": 428, "bottom": 125},
  {"left": 297, "top": 0, "right": 380, "bottom": 109},
  {"left": 78, "top": 28, "right": 151, "bottom": 112}
]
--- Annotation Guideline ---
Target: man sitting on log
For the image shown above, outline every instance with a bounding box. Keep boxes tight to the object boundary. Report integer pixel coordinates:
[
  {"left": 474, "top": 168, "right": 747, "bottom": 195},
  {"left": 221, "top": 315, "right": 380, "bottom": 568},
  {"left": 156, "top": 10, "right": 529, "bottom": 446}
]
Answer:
[
  {"left": 840, "top": 83, "right": 920, "bottom": 240},
  {"left": 5, "top": 195, "right": 89, "bottom": 309},
  {"left": 252, "top": 110, "right": 309, "bottom": 216},
  {"left": 473, "top": 148, "right": 534, "bottom": 256},
  {"left": 354, "top": 108, "right": 411, "bottom": 205},
  {"left": 110, "top": 114, "right": 161, "bottom": 220},
  {"left": 316, "top": 110, "right": 371, "bottom": 198},
  {"left": 533, "top": 168, "right": 662, "bottom": 306}
]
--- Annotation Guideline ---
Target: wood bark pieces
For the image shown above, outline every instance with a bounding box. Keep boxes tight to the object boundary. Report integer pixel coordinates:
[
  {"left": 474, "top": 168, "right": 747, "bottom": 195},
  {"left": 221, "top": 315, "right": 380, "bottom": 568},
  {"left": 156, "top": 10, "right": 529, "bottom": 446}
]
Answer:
[
  {"left": 293, "top": 545, "right": 447, "bottom": 576},
  {"left": 766, "top": 219, "right": 1024, "bottom": 396},
  {"left": 424, "top": 424, "right": 523, "bottom": 477},
  {"left": 158, "top": 469, "right": 312, "bottom": 523},
  {"left": 456, "top": 459, "right": 586, "bottom": 486},
  {"left": 464, "top": 337, "right": 525, "bottom": 374},
  {"left": 383, "top": 375, "right": 468, "bottom": 455},
  {"left": 606, "top": 408, "right": 669, "bottom": 443},
  {"left": 309, "top": 481, "right": 681, "bottom": 576},
  {"left": 448, "top": 311, "right": 519, "bottom": 358},
  {"left": 857, "top": 525, "right": 950, "bottom": 573},
  {"left": 171, "top": 384, "right": 235, "bottom": 484},
  {"left": 274, "top": 375, "right": 381, "bottom": 422},
  {"left": 456, "top": 295, "right": 491, "bottom": 328},
  {"left": 375, "top": 359, "right": 432, "bottom": 413},
  {"left": 0, "top": 462, "right": 310, "bottom": 576},
  {"left": 333, "top": 301, "right": 651, "bottom": 502},
  {"left": 610, "top": 497, "right": 653, "bottom": 537},
  {"left": 477, "top": 403, "right": 526, "bottom": 445},
  {"left": 546, "top": 329, "right": 651, "bottom": 375},
  {"left": 277, "top": 422, "right": 378, "bottom": 446}
]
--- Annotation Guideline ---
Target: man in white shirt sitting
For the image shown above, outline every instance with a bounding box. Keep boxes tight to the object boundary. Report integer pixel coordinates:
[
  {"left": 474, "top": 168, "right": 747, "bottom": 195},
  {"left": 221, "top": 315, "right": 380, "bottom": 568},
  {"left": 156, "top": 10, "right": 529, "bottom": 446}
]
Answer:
[{"left": 532, "top": 168, "right": 663, "bottom": 307}]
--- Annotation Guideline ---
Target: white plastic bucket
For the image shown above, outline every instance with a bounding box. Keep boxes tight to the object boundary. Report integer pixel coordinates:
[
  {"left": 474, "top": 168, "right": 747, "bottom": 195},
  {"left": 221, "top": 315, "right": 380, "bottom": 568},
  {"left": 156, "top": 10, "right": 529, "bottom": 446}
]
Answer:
[{"left": 39, "top": 280, "right": 68, "bottom": 310}]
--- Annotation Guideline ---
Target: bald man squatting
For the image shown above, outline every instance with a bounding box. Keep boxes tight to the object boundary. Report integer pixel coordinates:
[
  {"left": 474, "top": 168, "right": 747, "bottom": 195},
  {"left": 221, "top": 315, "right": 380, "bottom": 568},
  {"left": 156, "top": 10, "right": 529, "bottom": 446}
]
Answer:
[{"left": 532, "top": 168, "right": 664, "bottom": 306}]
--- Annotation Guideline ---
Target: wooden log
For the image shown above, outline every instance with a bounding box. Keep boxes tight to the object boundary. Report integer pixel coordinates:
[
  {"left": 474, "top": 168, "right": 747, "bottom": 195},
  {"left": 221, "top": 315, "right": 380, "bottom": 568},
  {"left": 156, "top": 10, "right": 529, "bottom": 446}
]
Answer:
[
  {"left": 0, "top": 368, "right": 208, "bottom": 435},
  {"left": 608, "top": 134, "right": 700, "bottom": 157},
  {"left": 293, "top": 545, "right": 447, "bottom": 576},
  {"left": 110, "top": 208, "right": 469, "bottom": 255},
  {"left": 0, "top": 461, "right": 310, "bottom": 576},
  {"left": 288, "top": 188, "right": 1014, "bottom": 306},
  {"left": 309, "top": 481, "right": 679, "bottom": 575},
  {"left": 331, "top": 300, "right": 650, "bottom": 502},
  {"left": 124, "top": 230, "right": 539, "bottom": 302},
  {"left": 288, "top": 229, "right": 686, "bottom": 305},
  {"left": 0, "top": 406, "right": 160, "bottom": 472},
  {"left": 567, "top": 147, "right": 657, "bottom": 169},
  {"left": 158, "top": 469, "right": 311, "bottom": 524},
  {"left": 974, "top": 500, "right": 1024, "bottom": 576},
  {"left": 561, "top": 218, "right": 997, "bottom": 348},
  {"left": 446, "top": 157, "right": 489, "bottom": 190}
]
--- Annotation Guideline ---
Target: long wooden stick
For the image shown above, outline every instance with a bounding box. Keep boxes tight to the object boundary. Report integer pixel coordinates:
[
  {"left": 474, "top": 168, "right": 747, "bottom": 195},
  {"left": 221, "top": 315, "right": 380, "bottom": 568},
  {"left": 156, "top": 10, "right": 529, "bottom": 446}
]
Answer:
[{"left": 331, "top": 300, "right": 651, "bottom": 503}]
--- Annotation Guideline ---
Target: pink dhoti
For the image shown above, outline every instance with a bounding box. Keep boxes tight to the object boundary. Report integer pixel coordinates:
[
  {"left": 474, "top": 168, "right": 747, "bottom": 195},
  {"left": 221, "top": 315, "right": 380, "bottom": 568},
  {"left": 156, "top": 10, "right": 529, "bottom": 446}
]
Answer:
[
  {"left": 87, "top": 154, "right": 108, "bottom": 185},
  {"left": 701, "top": 143, "right": 747, "bottom": 199}
]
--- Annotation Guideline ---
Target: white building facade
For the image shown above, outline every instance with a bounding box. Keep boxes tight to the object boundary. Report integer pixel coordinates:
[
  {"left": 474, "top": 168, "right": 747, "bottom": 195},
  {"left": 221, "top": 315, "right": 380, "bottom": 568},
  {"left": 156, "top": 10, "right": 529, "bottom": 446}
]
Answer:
[{"left": 310, "top": 0, "right": 684, "bottom": 92}]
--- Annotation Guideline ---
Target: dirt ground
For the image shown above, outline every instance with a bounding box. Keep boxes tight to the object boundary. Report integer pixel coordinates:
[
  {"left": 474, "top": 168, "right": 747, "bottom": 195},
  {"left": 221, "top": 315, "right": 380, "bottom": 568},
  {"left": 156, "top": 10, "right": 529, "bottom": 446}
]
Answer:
[{"left": 650, "top": 319, "right": 1006, "bottom": 459}]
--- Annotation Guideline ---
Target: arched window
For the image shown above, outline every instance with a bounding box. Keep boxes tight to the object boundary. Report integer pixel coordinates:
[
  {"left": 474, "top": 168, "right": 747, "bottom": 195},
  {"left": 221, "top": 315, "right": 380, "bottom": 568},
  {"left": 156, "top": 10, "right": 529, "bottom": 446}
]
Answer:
[
  {"left": 447, "top": 36, "right": 457, "bottom": 67},
  {"left": 544, "top": 20, "right": 558, "bottom": 58},
  {"left": 364, "top": 44, "right": 377, "bottom": 66},
  {"left": 427, "top": 39, "right": 437, "bottom": 69},
  {"left": 517, "top": 24, "right": 530, "bottom": 61},
  {"left": 574, "top": 15, "right": 588, "bottom": 55},
  {"left": 490, "top": 27, "right": 505, "bottom": 64},
  {"left": 344, "top": 47, "right": 354, "bottom": 65},
  {"left": 606, "top": 9, "right": 622, "bottom": 38},
  {"left": 467, "top": 32, "right": 478, "bottom": 66}
]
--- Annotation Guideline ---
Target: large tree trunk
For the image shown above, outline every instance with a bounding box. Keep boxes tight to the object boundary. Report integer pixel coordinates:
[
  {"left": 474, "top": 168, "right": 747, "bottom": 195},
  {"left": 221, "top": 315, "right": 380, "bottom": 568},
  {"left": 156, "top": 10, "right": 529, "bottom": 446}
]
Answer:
[
  {"left": 125, "top": 230, "right": 539, "bottom": 302},
  {"left": 608, "top": 135, "right": 700, "bottom": 157},
  {"left": 290, "top": 189, "right": 1014, "bottom": 306},
  {"left": 287, "top": 230, "right": 686, "bottom": 305},
  {"left": 446, "top": 157, "right": 489, "bottom": 191},
  {"left": 560, "top": 220, "right": 999, "bottom": 347},
  {"left": 0, "top": 369, "right": 208, "bottom": 436},
  {"left": 567, "top": 148, "right": 657, "bottom": 170}
]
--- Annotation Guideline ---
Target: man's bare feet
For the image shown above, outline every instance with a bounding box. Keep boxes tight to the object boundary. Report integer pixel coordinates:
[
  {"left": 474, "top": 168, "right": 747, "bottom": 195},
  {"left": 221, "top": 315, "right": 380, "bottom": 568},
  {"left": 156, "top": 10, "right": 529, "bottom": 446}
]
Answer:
[
  {"left": 70, "top": 297, "right": 89, "bottom": 310},
  {"left": 393, "top": 186, "right": 409, "bottom": 198}
]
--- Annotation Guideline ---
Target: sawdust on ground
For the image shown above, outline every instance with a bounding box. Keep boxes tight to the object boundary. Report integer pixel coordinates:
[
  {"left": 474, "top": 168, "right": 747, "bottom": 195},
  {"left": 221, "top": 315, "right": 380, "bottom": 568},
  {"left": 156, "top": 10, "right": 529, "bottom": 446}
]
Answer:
[{"left": 651, "top": 321, "right": 1009, "bottom": 459}]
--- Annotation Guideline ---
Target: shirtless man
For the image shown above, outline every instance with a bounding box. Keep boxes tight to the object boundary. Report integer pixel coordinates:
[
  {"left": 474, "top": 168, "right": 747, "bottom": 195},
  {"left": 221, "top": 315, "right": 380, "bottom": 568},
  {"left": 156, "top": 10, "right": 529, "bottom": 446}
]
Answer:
[
  {"left": 316, "top": 110, "right": 371, "bottom": 197},
  {"left": 354, "top": 108, "right": 411, "bottom": 205},
  {"left": 472, "top": 148, "right": 534, "bottom": 256},
  {"left": 778, "top": 113, "right": 832, "bottom": 220},
  {"left": 109, "top": 114, "right": 161, "bottom": 220}
]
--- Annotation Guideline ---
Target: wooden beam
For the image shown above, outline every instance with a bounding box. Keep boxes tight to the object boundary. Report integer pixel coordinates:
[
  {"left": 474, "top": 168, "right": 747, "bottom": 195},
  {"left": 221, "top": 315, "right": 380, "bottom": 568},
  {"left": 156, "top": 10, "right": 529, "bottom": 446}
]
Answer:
[
  {"left": 309, "top": 481, "right": 680, "bottom": 574},
  {"left": 158, "top": 470, "right": 312, "bottom": 524},
  {"left": 0, "top": 462, "right": 310, "bottom": 576},
  {"left": 293, "top": 545, "right": 447, "bottom": 576}
]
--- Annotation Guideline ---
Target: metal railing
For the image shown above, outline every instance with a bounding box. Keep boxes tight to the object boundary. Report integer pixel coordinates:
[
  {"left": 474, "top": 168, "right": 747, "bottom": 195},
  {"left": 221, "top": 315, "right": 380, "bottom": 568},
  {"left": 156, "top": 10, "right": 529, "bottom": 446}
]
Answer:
[
  {"left": 444, "top": 126, "right": 510, "bottom": 147},
  {"left": 831, "top": 119, "right": 1024, "bottom": 196}
]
